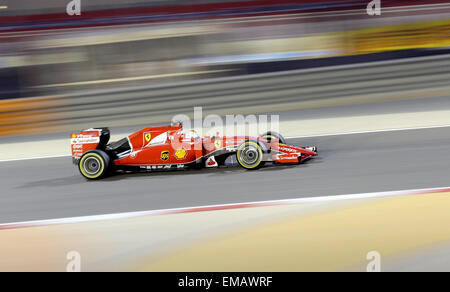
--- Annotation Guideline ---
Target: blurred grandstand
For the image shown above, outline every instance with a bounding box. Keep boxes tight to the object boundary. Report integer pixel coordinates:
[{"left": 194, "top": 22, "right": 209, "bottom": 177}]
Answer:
[{"left": 0, "top": 0, "right": 449, "bottom": 135}]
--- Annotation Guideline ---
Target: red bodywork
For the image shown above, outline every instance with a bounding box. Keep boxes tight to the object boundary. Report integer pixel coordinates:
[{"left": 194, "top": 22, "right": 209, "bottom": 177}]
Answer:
[
  {"left": 71, "top": 125, "right": 317, "bottom": 171},
  {"left": 70, "top": 130, "right": 102, "bottom": 160}
]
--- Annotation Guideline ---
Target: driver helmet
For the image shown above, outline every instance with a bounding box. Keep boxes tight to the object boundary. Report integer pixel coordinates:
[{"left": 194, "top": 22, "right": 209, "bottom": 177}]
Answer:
[{"left": 183, "top": 129, "right": 201, "bottom": 140}]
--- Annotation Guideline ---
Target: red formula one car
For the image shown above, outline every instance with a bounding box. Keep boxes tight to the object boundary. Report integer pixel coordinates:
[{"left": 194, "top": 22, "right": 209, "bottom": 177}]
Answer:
[{"left": 71, "top": 123, "right": 317, "bottom": 180}]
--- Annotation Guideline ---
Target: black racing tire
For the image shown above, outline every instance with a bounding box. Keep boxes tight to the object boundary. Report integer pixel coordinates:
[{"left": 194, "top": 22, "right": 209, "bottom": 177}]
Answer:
[
  {"left": 261, "top": 131, "right": 287, "bottom": 144},
  {"left": 78, "top": 150, "right": 110, "bottom": 180},
  {"left": 236, "top": 140, "right": 265, "bottom": 170}
]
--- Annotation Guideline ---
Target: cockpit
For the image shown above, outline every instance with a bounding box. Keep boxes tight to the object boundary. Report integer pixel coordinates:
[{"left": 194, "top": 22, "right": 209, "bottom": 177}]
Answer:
[{"left": 181, "top": 129, "right": 201, "bottom": 140}]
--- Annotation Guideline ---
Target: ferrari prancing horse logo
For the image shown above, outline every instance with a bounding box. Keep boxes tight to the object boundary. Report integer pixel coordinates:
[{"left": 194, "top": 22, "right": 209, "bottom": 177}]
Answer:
[{"left": 144, "top": 133, "right": 152, "bottom": 143}]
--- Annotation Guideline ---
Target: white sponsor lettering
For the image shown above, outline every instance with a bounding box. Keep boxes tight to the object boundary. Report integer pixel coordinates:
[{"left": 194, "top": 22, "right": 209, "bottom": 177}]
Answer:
[{"left": 71, "top": 136, "right": 100, "bottom": 145}]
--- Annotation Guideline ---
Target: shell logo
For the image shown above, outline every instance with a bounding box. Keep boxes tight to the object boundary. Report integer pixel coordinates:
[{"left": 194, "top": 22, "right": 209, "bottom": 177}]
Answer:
[{"left": 175, "top": 149, "right": 187, "bottom": 159}]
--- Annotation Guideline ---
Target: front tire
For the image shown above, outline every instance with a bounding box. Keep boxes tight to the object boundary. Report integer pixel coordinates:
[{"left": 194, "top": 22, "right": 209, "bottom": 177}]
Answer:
[
  {"left": 79, "top": 150, "right": 110, "bottom": 180},
  {"left": 261, "top": 131, "right": 287, "bottom": 144},
  {"left": 236, "top": 141, "right": 265, "bottom": 170}
]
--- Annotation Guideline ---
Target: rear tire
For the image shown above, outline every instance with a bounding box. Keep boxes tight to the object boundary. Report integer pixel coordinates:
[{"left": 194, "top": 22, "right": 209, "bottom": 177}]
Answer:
[
  {"left": 79, "top": 150, "right": 110, "bottom": 180},
  {"left": 236, "top": 141, "right": 265, "bottom": 170},
  {"left": 261, "top": 131, "right": 287, "bottom": 144}
]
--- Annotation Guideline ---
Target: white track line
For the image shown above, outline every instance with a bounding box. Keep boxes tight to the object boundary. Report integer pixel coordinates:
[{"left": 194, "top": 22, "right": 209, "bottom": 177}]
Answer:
[
  {"left": 2, "top": 124, "right": 450, "bottom": 163},
  {"left": 0, "top": 154, "right": 71, "bottom": 163},
  {"left": 0, "top": 186, "right": 449, "bottom": 230},
  {"left": 287, "top": 124, "right": 450, "bottom": 139}
]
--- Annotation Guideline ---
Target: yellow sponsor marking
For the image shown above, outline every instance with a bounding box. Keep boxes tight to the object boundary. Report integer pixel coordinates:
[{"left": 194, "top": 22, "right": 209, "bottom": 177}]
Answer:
[
  {"left": 213, "top": 140, "right": 222, "bottom": 150},
  {"left": 175, "top": 149, "right": 187, "bottom": 159},
  {"left": 144, "top": 133, "right": 152, "bottom": 143},
  {"left": 345, "top": 19, "right": 450, "bottom": 54},
  {"left": 160, "top": 151, "right": 169, "bottom": 161},
  {"left": 141, "top": 192, "right": 450, "bottom": 271}
]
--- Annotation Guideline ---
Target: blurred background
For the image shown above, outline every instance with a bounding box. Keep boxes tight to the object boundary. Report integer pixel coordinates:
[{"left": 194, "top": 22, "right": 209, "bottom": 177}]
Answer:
[
  {"left": 2, "top": 1, "right": 450, "bottom": 272},
  {"left": 0, "top": 0, "right": 450, "bottom": 136}
]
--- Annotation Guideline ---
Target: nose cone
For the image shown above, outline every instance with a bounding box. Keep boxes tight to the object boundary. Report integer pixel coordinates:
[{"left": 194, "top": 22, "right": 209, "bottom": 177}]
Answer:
[{"left": 304, "top": 146, "right": 318, "bottom": 155}]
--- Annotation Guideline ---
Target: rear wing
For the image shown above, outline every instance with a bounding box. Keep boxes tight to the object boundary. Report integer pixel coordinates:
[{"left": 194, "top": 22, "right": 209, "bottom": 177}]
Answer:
[{"left": 71, "top": 128, "right": 110, "bottom": 162}]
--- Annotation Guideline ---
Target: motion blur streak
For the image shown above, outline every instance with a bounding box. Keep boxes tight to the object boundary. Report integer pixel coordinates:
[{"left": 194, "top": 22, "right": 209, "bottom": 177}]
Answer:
[
  {"left": 2, "top": 126, "right": 450, "bottom": 223},
  {"left": 1, "top": 1, "right": 450, "bottom": 136},
  {"left": 1, "top": 186, "right": 446, "bottom": 230},
  {"left": 1, "top": 188, "right": 450, "bottom": 271},
  {"left": 141, "top": 190, "right": 450, "bottom": 272},
  {"left": 1, "top": 0, "right": 450, "bottom": 272},
  {"left": 0, "top": 97, "right": 65, "bottom": 136},
  {"left": 1, "top": 55, "right": 450, "bottom": 137}
]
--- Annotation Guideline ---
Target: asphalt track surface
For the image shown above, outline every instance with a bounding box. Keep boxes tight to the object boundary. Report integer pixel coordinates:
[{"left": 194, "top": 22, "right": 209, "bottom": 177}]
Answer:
[{"left": 1, "top": 126, "right": 450, "bottom": 224}]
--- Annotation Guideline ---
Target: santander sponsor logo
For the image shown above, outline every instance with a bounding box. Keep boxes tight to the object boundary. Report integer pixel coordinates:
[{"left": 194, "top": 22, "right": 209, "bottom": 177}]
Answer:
[
  {"left": 71, "top": 135, "right": 100, "bottom": 145},
  {"left": 279, "top": 146, "right": 298, "bottom": 153}
]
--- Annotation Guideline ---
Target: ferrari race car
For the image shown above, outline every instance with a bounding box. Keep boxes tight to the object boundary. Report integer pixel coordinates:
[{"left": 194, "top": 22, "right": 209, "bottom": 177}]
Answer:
[{"left": 71, "top": 124, "right": 317, "bottom": 180}]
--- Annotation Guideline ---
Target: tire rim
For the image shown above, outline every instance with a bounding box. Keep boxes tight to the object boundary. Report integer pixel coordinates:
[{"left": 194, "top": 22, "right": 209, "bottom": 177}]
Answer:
[
  {"left": 239, "top": 144, "right": 260, "bottom": 166},
  {"left": 83, "top": 156, "right": 102, "bottom": 176}
]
